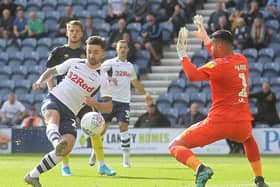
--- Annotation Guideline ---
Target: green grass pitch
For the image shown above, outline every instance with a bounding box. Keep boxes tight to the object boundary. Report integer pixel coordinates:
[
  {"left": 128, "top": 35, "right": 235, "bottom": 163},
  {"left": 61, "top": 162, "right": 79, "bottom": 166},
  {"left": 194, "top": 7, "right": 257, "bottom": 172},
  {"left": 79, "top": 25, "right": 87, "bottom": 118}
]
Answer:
[{"left": 0, "top": 154, "right": 279, "bottom": 187}]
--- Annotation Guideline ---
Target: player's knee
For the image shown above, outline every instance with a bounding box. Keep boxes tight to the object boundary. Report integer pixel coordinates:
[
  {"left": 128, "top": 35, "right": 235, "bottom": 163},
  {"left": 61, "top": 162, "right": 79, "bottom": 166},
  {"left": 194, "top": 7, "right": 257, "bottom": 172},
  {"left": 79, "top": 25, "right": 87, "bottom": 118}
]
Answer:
[{"left": 168, "top": 139, "right": 180, "bottom": 154}]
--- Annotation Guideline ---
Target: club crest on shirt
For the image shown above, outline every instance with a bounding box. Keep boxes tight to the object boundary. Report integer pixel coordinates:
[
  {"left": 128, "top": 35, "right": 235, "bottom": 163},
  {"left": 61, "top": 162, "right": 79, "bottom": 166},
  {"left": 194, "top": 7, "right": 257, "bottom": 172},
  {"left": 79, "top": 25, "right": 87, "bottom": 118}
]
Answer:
[
  {"left": 64, "top": 54, "right": 69, "bottom": 59},
  {"left": 205, "top": 61, "right": 216, "bottom": 68}
]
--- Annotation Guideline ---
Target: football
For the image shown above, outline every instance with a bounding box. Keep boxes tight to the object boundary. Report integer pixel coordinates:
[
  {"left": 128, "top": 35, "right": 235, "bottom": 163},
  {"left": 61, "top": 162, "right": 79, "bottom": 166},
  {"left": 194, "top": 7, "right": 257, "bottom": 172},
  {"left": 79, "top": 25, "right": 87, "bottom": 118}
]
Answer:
[{"left": 80, "top": 112, "right": 105, "bottom": 136}]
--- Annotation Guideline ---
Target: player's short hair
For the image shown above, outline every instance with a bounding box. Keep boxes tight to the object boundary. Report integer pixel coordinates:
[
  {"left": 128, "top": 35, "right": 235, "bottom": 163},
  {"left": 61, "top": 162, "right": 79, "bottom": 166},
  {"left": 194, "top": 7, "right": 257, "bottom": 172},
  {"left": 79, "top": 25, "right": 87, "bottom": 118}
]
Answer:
[
  {"left": 210, "top": 30, "right": 233, "bottom": 45},
  {"left": 66, "top": 20, "right": 83, "bottom": 32},
  {"left": 86, "top": 36, "right": 106, "bottom": 50},
  {"left": 117, "top": 40, "right": 128, "bottom": 46}
]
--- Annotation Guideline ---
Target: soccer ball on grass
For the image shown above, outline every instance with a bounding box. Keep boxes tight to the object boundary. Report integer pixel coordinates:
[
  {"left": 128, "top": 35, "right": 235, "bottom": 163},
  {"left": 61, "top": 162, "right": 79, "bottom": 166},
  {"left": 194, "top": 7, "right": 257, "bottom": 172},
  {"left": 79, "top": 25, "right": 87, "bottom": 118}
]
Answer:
[{"left": 80, "top": 112, "right": 105, "bottom": 136}]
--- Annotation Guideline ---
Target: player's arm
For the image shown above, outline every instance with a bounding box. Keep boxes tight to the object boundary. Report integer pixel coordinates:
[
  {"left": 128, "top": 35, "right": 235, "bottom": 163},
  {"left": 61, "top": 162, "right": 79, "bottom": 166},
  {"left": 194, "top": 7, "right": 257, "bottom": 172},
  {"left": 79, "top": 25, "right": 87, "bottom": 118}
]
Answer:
[
  {"left": 84, "top": 96, "right": 112, "bottom": 114},
  {"left": 33, "top": 58, "right": 72, "bottom": 91},
  {"left": 46, "top": 48, "right": 60, "bottom": 91},
  {"left": 131, "top": 79, "right": 153, "bottom": 104},
  {"left": 32, "top": 68, "right": 59, "bottom": 91},
  {"left": 181, "top": 57, "right": 209, "bottom": 81}
]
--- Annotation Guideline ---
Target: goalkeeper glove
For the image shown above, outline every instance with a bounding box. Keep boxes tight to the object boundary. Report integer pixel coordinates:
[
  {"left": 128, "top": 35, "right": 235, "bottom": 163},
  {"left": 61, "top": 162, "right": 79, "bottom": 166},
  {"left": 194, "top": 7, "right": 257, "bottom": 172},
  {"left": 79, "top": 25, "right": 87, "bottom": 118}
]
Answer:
[{"left": 176, "top": 27, "right": 188, "bottom": 60}]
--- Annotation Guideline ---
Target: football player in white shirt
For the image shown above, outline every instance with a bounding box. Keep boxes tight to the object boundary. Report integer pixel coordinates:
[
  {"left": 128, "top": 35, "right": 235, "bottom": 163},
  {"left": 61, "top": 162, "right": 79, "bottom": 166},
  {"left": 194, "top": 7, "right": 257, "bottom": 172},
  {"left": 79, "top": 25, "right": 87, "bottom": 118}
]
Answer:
[
  {"left": 24, "top": 36, "right": 116, "bottom": 187},
  {"left": 91, "top": 40, "right": 153, "bottom": 168}
]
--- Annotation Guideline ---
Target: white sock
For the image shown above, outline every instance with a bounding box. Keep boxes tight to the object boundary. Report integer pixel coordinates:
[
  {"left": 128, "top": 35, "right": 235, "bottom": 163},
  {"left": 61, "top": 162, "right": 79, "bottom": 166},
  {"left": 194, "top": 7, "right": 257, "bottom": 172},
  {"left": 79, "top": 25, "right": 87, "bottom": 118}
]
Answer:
[
  {"left": 30, "top": 150, "right": 63, "bottom": 178},
  {"left": 98, "top": 160, "right": 105, "bottom": 167},
  {"left": 46, "top": 123, "right": 61, "bottom": 147},
  {"left": 120, "top": 131, "right": 130, "bottom": 152}
]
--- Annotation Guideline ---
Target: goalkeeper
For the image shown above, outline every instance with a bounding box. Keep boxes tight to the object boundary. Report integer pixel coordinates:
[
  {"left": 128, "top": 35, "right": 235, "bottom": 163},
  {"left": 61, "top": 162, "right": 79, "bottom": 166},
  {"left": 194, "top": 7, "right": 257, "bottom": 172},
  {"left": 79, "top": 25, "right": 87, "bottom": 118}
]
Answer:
[{"left": 168, "top": 15, "right": 268, "bottom": 187}]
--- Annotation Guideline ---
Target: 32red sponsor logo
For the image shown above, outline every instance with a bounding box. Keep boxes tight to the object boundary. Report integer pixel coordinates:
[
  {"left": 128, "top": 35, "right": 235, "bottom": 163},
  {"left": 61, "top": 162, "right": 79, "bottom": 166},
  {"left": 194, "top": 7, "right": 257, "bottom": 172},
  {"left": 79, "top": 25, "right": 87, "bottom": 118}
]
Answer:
[
  {"left": 115, "top": 71, "right": 130, "bottom": 77},
  {"left": 68, "top": 71, "right": 94, "bottom": 92}
]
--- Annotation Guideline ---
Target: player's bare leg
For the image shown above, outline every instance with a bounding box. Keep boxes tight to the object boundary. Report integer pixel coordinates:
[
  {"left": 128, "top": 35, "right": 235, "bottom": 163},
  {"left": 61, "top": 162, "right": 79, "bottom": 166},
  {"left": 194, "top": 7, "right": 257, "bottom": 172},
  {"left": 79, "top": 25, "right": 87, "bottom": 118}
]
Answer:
[{"left": 119, "top": 121, "right": 130, "bottom": 168}]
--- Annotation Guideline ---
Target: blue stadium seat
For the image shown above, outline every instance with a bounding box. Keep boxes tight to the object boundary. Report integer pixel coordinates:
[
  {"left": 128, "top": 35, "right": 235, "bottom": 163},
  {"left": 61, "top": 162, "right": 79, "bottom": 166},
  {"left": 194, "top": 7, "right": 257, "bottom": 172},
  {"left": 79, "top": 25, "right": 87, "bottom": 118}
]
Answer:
[
  {"left": 275, "top": 57, "right": 280, "bottom": 63},
  {"left": 22, "top": 38, "right": 37, "bottom": 49},
  {"left": 35, "top": 11, "right": 45, "bottom": 21},
  {"left": 133, "top": 64, "right": 140, "bottom": 77},
  {"left": 0, "top": 39, "right": 6, "bottom": 50},
  {"left": 23, "top": 51, "right": 40, "bottom": 62},
  {"left": 8, "top": 51, "right": 24, "bottom": 64},
  {"left": 52, "top": 37, "right": 67, "bottom": 47},
  {"left": 134, "top": 50, "right": 151, "bottom": 73},
  {"left": 87, "top": 0, "right": 104, "bottom": 7},
  {"left": 26, "top": 0, "right": 42, "bottom": 11},
  {"left": 21, "top": 46, "right": 34, "bottom": 54},
  {"left": 34, "top": 93, "right": 45, "bottom": 103},
  {"left": 15, "top": 0, "right": 27, "bottom": 7},
  {"left": 45, "top": 19, "right": 59, "bottom": 33},
  {"left": 161, "top": 108, "right": 178, "bottom": 126},
  {"left": 263, "top": 63, "right": 279, "bottom": 78},
  {"left": 189, "top": 93, "right": 207, "bottom": 106},
  {"left": 57, "top": 0, "right": 71, "bottom": 7},
  {"left": 268, "top": 43, "right": 280, "bottom": 58},
  {"left": 0, "top": 80, "right": 14, "bottom": 94},
  {"left": 172, "top": 92, "right": 189, "bottom": 111},
  {"left": 249, "top": 63, "right": 263, "bottom": 77},
  {"left": 168, "top": 79, "right": 186, "bottom": 94},
  {"left": 37, "top": 37, "right": 52, "bottom": 48},
  {"left": 44, "top": 11, "right": 60, "bottom": 22},
  {"left": 265, "top": 19, "right": 280, "bottom": 31},
  {"left": 258, "top": 48, "right": 274, "bottom": 63},
  {"left": 271, "top": 33, "right": 280, "bottom": 43},
  {"left": 156, "top": 94, "right": 173, "bottom": 113},
  {"left": 86, "top": 4, "right": 100, "bottom": 12},
  {"left": 105, "top": 50, "right": 117, "bottom": 60},
  {"left": 160, "top": 21, "right": 174, "bottom": 43},
  {"left": 191, "top": 49, "right": 208, "bottom": 67},
  {"left": 72, "top": 4, "right": 85, "bottom": 15},
  {"left": 76, "top": 10, "right": 89, "bottom": 20},
  {"left": 0, "top": 53, "right": 8, "bottom": 65},
  {"left": 90, "top": 9, "right": 107, "bottom": 20},
  {"left": 127, "top": 22, "right": 142, "bottom": 39},
  {"left": 96, "top": 23, "right": 110, "bottom": 38},
  {"left": 36, "top": 47, "right": 49, "bottom": 61},
  {"left": 41, "top": 0, "right": 57, "bottom": 11},
  {"left": 10, "top": 67, "right": 27, "bottom": 81},
  {"left": 72, "top": 0, "right": 87, "bottom": 7},
  {"left": 270, "top": 77, "right": 280, "bottom": 92},
  {"left": 5, "top": 46, "right": 20, "bottom": 56},
  {"left": 26, "top": 74, "right": 39, "bottom": 82},
  {"left": 0, "top": 66, "right": 11, "bottom": 77},
  {"left": 251, "top": 77, "right": 270, "bottom": 92},
  {"left": 185, "top": 81, "right": 202, "bottom": 92},
  {"left": 17, "top": 94, "right": 34, "bottom": 106},
  {"left": 28, "top": 65, "right": 44, "bottom": 76},
  {"left": 0, "top": 74, "right": 10, "bottom": 81},
  {"left": 14, "top": 80, "right": 31, "bottom": 94},
  {"left": 242, "top": 48, "right": 258, "bottom": 63}
]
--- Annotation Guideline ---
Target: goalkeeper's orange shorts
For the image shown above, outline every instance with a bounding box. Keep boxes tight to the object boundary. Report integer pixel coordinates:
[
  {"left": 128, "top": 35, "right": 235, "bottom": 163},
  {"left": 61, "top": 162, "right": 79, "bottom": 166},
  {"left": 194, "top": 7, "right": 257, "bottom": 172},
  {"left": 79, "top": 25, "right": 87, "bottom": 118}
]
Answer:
[{"left": 176, "top": 118, "right": 252, "bottom": 148}]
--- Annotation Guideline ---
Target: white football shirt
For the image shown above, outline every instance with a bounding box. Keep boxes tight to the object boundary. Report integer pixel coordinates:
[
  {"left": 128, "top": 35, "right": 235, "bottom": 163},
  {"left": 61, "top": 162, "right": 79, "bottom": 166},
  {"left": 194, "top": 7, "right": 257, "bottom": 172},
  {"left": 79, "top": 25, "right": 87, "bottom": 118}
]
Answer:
[
  {"left": 51, "top": 58, "right": 111, "bottom": 115},
  {"left": 102, "top": 57, "right": 137, "bottom": 103}
]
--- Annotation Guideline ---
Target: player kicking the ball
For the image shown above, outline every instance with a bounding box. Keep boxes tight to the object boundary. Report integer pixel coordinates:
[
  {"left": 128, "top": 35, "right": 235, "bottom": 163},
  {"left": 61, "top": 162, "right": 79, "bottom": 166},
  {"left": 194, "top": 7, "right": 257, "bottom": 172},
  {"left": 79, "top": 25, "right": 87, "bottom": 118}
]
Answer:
[
  {"left": 169, "top": 15, "right": 269, "bottom": 187},
  {"left": 88, "top": 40, "right": 153, "bottom": 168},
  {"left": 24, "top": 36, "right": 115, "bottom": 187}
]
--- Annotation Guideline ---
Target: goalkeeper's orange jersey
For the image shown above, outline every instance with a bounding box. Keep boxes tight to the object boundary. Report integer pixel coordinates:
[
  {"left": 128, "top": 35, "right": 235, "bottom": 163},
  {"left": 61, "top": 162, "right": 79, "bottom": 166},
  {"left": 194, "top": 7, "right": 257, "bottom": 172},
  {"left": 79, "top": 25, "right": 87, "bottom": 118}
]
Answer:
[{"left": 181, "top": 50, "right": 253, "bottom": 123}]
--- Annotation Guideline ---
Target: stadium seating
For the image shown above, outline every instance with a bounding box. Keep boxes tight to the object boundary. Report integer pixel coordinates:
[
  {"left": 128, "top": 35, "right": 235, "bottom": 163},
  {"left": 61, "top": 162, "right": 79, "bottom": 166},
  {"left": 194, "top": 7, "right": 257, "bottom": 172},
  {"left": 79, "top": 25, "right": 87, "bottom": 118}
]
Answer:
[
  {"left": 160, "top": 21, "right": 174, "bottom": 44},
  {"left": 191, "top": 49, "right": 208, "bottom": 67},
  {"left": 249, "top": 63, "right": 263, "bottom": 77},
  {"left": 189, "top": 93, "right": 207, "bottom": 106},
  {"left": 161, "top": 108, "right": 178, "bottom": 127},
  {"left": 156, "top": 94, "right": 173, "bottom": 113},
  {"left": 258, "top": 48, "right": 274, "bottom": 63},
  {"left": 263, "top": 63, "right": 279, "bottom": 78},
  {"left": 167, "top": 79, "right": 186, "bottom": 94},
  {"left": 127, "top": 22, "right": 142, "bottom": 40},
  {"left": 134, "top": 50, "right": 151, "bottom": 73},
  {"left": 172, "top": 92, "right": 190, "bottom": 111},
  {"left": 242, "top": 48, "right": 258, "bottom": 63}
]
